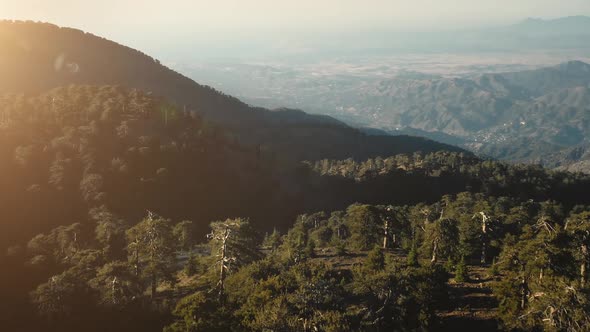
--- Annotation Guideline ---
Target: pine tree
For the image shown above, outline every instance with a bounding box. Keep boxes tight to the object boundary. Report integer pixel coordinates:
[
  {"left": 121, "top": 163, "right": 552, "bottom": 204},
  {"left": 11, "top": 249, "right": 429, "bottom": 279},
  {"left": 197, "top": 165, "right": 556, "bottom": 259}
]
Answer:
[
  {"left": 454, "top": 256, "right": 469, "bottom": 282},
  {"left": 365, "top": 246, "right": 385, "bottom": 271},
  {"left": 125, "top": 211, "right": 176, "bottom": 300}
]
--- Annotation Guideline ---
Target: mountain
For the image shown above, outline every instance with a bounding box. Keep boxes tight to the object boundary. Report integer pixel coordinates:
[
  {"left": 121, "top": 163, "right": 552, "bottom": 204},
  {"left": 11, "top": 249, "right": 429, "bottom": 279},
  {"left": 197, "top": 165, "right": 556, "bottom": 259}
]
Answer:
[
  {"left": 432, "top": 16, "right": 590, "bottom": 52},
  {"left": 210, "top": 16, "right": 590, "bottom": 58},
  {"left": 341, "top": 16, "right": 590, "bottom": 54},
  {"left": 449, "top": 16, "right": 590, "bottom": 51},
  {"left": 4, "top": 19, "right": 590, "bottom": 332},
  {"left": 0, "top": 21, "right": 462, "bottom": 162},
  {"left": 337, "top": 60, "right": 590, "bottom": 170},
  {"left": 0, "top": 21, "right": 475, "bottom": 252},
  {"left": 497, "top": 60, "right": 590, "bottom": 96},
  {"left": 509, "top": 16, "right": 590, "bottom": 36}
]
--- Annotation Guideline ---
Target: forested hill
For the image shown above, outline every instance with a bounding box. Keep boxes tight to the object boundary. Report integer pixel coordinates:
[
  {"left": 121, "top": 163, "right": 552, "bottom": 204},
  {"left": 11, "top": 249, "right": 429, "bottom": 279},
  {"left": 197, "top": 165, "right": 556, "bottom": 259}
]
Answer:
[
  {"left": 0, "top": 20, "right": 462, "bottom": 162},
  {"left": 0, "top": 85, "right": 292, "bottom": 249},
  {"left": 0, "top": 85, "right": 470, "bottom": 254},
  {"left": 3, "top": 85, "right": 590, "bottom": 252}
]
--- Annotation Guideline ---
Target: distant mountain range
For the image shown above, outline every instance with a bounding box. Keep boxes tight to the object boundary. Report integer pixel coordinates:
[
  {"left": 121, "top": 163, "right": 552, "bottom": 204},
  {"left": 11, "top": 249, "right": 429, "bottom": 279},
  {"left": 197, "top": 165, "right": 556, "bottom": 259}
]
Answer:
[
  {"left": 302, "top": 16, "right": 590, "bottom": 56},
  {"left": 510, "top": 16, "right": 590, "bottom": 36},
  {"left": 395, "top": 16, "right": 590, "bottom": 53},
  {"left": 477, "top": 16, "right": 590, "bottom": 52},
  {"left": 0, "top": 21, "right": 462, "bottom": 162},
  {"left": 4, "top": 20, "right": 590, "bottom": 172},
  {"left": 349, "top": 60, "right": 590, "bottom": 170}
]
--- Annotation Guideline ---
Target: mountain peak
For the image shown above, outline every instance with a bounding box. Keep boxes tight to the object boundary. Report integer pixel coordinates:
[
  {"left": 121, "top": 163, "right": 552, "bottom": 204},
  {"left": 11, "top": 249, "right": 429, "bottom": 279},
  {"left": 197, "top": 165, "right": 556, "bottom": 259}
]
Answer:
[
  {"left": 520, "top": 15, "right": 590, "bottom": 25},
  {"left": 557, "top": 60, "right": 590, "bottom": 73},
  {"left": 512, "top": 16, "right": 590, "bottom": 35}
]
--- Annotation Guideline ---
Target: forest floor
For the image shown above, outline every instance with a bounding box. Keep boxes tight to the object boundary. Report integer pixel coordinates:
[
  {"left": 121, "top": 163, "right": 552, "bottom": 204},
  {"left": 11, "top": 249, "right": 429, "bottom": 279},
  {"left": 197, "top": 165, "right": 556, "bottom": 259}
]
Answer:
[{"left": 436, "top": 264, "right": 499, "bottom": 331}]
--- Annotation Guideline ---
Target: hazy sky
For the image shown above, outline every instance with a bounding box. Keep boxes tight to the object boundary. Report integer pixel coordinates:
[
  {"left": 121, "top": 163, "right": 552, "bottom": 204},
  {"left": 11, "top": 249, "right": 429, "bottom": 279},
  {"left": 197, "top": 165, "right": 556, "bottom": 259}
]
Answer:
[{"left": 2, "top": 0, "right": 590, "bottom": 58}]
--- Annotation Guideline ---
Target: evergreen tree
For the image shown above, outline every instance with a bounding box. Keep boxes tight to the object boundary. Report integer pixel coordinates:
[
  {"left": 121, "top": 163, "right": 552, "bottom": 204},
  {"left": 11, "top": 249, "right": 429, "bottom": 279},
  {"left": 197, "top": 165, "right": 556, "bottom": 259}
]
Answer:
[
  {"left": 125, "top": 211, "right": 176, "bottom": 300},
  {"left": 366, "top": 245, "right": 385, "bottom": 271}
]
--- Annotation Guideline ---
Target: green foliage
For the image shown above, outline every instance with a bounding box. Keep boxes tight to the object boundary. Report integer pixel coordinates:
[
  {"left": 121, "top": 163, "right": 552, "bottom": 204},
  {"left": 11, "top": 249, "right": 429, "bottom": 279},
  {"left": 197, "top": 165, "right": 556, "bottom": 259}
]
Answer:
[
  {"left": 126, "top": 212, "right": 177, "bottom": 299},
  {"left": 89, "top": 261, "right": 141, "bottom": 307},
  {"left": 305, "top": 239, "right": 316, "bottom": 258},
  {"left": 207, "top": 218, "right": 261, "bottom": 299},
  {"left": 494, "top": 276, "right": 590, "bottom": 331},
  {"left": 32, "top": 270, "right": 93, "bottom": 320},
  {"left": 183, "top": 253, "right": 198, "bottom": 276},
  {"left": 173, "top": 220, "right": 195, "bottom": 253},
  {"left": 454, "top": 257, "right": 469, "bottom": 282},
  {"left": 334, "top": 240, "right": 347, "bottom": 257},
  {"left": 262, "top": 228, "right": 281, "bottom": 250},
  {"left": 407, "top": 243, "right": 419, "bottom": 267},
  {"left": 489, "top": 258, "right": 500, "bottom": 277},
  {"left": 365, "top": 246, "right": 385, "bottom": 271},
  {"left": 489, "top": 202, "right": 590, "bottom": 330},
  {"left": 281, "top": 220, "right": 311, "bottom": 263},
  {"left": 346, "top": 204, "right": 381, "bottom": 250},
  {"left": 11, "top": 134, "right": 590, "bottom": 332},
  {"left": 164, "top": 292, "right": 232, "bottom": 332},
  {"left": 310, "top": 225, "right": 333, "bottom": 247},
  {"left": 351, "top": 264, "right": 447, "bottom": 330},
  {"left": 421, "top": 218, "right": 460, "bottom": 263},
  {"left": 7, "top": 21, "right": 590, "bottom": 332},
  {"left": 92, "top": 206, "right": 127, "bottom": 260},
  {"left": 27, "top": 222, "right": 88, "bottom": 265},
  {"left": 208, "top": 218, "right": 261, "bottom": 271}
]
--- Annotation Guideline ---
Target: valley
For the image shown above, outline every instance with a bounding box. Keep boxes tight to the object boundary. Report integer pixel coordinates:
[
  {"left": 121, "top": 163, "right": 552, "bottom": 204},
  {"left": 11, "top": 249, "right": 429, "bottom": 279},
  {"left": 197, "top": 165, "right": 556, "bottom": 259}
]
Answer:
[{"left": 174, "top": 21, "right": 590, "bottom": 172}]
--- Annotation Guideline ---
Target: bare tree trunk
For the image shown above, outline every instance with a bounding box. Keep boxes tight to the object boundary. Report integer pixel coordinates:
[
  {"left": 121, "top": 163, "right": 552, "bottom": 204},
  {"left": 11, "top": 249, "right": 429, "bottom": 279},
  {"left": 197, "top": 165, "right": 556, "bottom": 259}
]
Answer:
[
  {"left": 520, "top": 276, "right": 529, "bottom": 310},
  {"left": 73, "top": 232, "right": 78, "bottom": 252},
  {"left": 383, "top": 220, "right": 389, "bottom": 249},
  {"left": 431, "top": 239, "right": 439, "bottom": 263},
  {"left": 133, "top": 246, "right": 139, "bottom": 276},
  {"left": 478, "top": 212, "right": 489, "bottom": 265},
  {"left": 218, "top": 229, "right": 229, "bottom": 301},
  {"left": 112, "top": 276, "right": 118, "bottom": 304}
]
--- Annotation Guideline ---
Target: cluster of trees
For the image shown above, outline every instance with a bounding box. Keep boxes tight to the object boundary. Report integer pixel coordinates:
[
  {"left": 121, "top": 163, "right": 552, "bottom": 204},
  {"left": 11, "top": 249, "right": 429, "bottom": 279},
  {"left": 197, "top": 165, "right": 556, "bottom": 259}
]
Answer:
[
  {"left": 304, "top": 151, "right": 590, "bottom": 208},
  {"left": 306, "top": 151, "right": 478, "bottom": 180},
  {"left": 0, "top": 85, "right": 294, "bottom": 252},
  {"left": 4, "top": 85, "right": 588, "bottom": 259},
  {"left": 0, "top": 85, "right": 485, "bottom": 257},
  {"left": 3, "top": 21, "right": 590, "bottom": 331},
  {"left": 281, "top": 193, "right": 590, "bottom": 331},
  {"left": 18, "top": 205, "right": 449, "bottom": 331},
  {"left": 166, "top": 255, "right": 447, "bottom": 331},
  {"left": 15, "top": 209, "right": 198, "bottom": 331},
  {"left": 6, "top": 85, "right": 590, "bottom": 255},
  {"left": 3, "top": 84, "right": 590, "bottom": 331},
  {"left": 4, "top": 188, "right": 590, "bottom": 331}
]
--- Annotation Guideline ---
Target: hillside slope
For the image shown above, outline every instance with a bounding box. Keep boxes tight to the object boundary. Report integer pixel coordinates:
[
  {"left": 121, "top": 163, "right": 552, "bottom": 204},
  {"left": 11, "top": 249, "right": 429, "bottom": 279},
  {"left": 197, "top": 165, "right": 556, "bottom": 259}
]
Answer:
[
  {"left": 0, "top": 20, "right": 462, "bottom": 162},
  {"left": 349, "top": 61, "right": 590, "bottom": 168}
]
